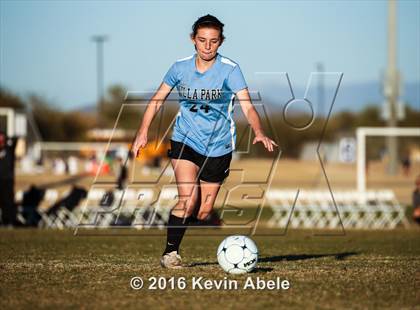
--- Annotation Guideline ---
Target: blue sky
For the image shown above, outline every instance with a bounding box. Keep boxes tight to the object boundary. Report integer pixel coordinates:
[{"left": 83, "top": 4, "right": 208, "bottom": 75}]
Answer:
[{"left": 1, "top": 0, "right": 419, "bottom": 110}]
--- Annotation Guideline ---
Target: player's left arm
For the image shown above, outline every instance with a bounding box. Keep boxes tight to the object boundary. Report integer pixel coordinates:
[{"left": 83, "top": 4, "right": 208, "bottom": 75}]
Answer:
[{"left": 236, "top": 88, "right": 278, "bottom": 152}]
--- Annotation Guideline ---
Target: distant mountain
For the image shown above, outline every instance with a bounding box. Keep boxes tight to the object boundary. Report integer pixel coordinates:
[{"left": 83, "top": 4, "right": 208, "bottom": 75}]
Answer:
[
  {"left": 73, "top": 81, "right": 420, "bottom": 114},
  {"left": 248, "top": 80, "right": 419, "bottom": 114}
]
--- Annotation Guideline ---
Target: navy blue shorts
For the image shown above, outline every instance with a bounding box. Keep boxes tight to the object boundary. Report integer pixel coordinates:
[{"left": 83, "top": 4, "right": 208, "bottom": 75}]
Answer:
[{"left": 168, "top": 140, "right": 232, "bottom": 183}]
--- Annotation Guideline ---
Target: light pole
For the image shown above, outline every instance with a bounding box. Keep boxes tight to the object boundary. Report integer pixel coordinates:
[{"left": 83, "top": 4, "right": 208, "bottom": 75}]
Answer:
[
  {"left": 91, "top": 35, "right": 108, "bottom": 126},
  {"left": 384, "top": 0, "right": 399, "bottom": 174}
]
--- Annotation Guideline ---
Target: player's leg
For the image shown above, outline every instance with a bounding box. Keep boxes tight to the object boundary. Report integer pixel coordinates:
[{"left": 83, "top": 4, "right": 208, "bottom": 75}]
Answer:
[
  {"left": 170, "top": 158, "right": 200, "bottom": 219},
  {"left": 196, "top": 152, "right": 232, "bottom": 221},
  {"left": 196, "top": 180, "right": 221, "bottom": 221},
  {"left": 161, "top": 158, "right": 199, "bottom": 268}
]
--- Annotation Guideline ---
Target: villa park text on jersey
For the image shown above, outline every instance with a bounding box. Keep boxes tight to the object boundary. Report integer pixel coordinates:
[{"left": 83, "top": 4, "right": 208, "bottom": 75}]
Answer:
[
  {"left": 163, "top": 53, "right": 248, "bottom": 157},
  {"left": 178, "top": 85, "right": 222, "bottom": 101}
]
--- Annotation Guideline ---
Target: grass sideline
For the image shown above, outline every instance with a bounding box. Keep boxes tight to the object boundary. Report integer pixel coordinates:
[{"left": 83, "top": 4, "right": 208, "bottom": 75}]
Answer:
[{"left": 0, "top": 228, "right": 419, "bottom": 309}]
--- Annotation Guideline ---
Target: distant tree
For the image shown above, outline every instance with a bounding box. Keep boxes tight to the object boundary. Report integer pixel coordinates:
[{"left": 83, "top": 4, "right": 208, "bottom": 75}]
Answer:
[
  {"left": 400, "top": 104, "right": 420, "bottom": 127},
  {"left": 0, "top": 87, "right": 25, "bottom": 109},
  {"left": 101, "top": 84, "right": 129, "bottom": 127},
  {"left": 330, "top": 111, "right": 357, "bottom": 132},
  {"left": 29, "top": 94, "right": 95, "bottom": 141},
  {"left": 99, "top": 84, "right": 181, "bottom": 133},
  {"left": 28, "top": 94, "right": 66, "bottom": 141},
  {"left": 62, "top": 111, "right": 96, "bottom": 141},
  {"left": 355, "top": 104, "right": 385, "bottom": 127}
]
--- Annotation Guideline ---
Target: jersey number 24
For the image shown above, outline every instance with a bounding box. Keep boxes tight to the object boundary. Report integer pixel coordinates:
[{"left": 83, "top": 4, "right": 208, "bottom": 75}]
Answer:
[{"left": 189, "top": 104, "right": 210, "bottom": 113}]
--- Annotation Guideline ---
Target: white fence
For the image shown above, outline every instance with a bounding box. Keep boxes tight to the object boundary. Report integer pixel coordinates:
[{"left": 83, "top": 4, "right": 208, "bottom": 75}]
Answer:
[
  {"left": 266, "top": 189, "right": 409, "bottom": 229},
  {"left": 15, "top": 188, "right": 409, "bottom": 230}
]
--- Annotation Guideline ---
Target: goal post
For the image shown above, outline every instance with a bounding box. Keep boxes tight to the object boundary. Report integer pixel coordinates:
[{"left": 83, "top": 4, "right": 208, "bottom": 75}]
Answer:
[
  {"left": 356, "top": 127, "right": 420, "bottom": 192},
  {"left": 0, "top": 107, "right": 27, "bottom": 137}
]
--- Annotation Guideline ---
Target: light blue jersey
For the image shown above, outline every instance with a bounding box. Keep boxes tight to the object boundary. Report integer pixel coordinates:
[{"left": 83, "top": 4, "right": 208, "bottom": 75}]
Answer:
[{"left": 163, "top": 53, "right": 247, "bottom": 157}]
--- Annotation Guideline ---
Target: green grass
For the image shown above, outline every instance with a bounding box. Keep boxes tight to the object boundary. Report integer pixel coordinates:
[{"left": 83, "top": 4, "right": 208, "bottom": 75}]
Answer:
[{"left": 0, "top": 228, "right": 419, "bottom": 309}]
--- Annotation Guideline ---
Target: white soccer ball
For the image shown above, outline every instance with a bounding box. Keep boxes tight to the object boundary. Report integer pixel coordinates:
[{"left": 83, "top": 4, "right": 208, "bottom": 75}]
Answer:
[{"left": 217, "top": 235, "right": 258, "bottom": 274}]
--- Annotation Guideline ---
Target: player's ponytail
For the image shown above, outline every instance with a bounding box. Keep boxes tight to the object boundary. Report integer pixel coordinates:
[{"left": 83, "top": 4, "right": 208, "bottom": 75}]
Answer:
[{"left": 191, "top": 14, "right": 225, "bottom": 42}]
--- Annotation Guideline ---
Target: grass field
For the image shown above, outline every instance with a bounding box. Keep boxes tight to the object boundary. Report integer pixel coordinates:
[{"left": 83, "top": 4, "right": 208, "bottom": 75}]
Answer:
[
  {"left": 1, "top": 228, "right": 419, "bottom": 309},
  {"left": 7, "top": 158, "right": 420, "bottom": 308}
]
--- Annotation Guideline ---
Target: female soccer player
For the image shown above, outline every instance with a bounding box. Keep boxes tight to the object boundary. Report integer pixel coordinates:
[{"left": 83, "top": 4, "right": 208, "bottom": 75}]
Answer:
[{"left": 132, "top": 14, "right": 277, "bottom": 268}]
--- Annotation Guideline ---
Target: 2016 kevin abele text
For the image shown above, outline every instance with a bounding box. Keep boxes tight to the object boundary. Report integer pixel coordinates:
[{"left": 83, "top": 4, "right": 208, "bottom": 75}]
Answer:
[{"left": 132, "top": 276, "right": 290, "bottom": 290}]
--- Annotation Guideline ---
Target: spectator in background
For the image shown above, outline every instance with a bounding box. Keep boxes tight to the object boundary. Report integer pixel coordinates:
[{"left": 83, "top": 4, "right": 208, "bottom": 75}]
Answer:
[
  {"left": 20, "top": 185, "right": 45, "bottom": 227},
  {"left": 53, "top": 158, "right": 66, "bottom": 175},
  {"left": 116, "top": 156, "right": 128, "bottom": 190},
  {"left": 401, "top": 153, "right": 411, "bottom": 177},
  {"left": 67, "top": 156, "right": 78, "bottom": 175},
  {"left": 412, "top": 175, "right": 420, "bottom": 225},
  {"left": 0, "top": 131, "right": 18, "bottom": 226}
]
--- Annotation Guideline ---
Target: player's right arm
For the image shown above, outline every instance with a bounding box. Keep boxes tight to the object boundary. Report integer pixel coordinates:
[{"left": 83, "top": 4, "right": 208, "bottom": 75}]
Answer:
[{"left": 132, "top": 82, "right": 173, "bottom": 157}]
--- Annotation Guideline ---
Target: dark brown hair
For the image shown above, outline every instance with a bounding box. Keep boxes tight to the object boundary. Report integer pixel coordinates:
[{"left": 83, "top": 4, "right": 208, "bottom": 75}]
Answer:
[{"left": 191, "top": 14, "right": 225, "bottom": 42}]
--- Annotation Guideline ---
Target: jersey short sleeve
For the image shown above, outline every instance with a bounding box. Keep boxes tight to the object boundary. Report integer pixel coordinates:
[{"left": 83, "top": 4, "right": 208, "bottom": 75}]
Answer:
[
  {"left": 162, "top": 62, "right": 179, "bottom": 88},
  {"left": 226, "top": 65, "right": 247, "bottom": 93}
]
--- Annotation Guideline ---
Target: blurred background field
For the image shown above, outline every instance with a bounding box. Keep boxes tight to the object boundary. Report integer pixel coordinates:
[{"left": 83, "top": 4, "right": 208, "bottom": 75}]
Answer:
[{"left": 14, "top": 158, "right": 420, "bottom": 206}]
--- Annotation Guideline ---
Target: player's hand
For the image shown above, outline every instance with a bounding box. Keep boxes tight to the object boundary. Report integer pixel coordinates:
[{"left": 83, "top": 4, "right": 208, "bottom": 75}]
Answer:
[
  {"left": 132, "top": 131, "right": 148, "bottom": 157},
  {"left": 253, "top": 131, "right": 278, "bottom": 152}
]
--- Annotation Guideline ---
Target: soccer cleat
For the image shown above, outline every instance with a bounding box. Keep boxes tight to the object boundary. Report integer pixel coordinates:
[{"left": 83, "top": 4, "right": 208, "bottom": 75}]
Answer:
[{"left": 160, "top": 251, "right": 183, "bottom": 269}]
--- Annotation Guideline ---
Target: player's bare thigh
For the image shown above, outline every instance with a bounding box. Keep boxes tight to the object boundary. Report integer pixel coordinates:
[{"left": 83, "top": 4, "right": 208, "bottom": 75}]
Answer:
[{"left": 170, "top": 158, "right": 200, "bottom": 218}]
